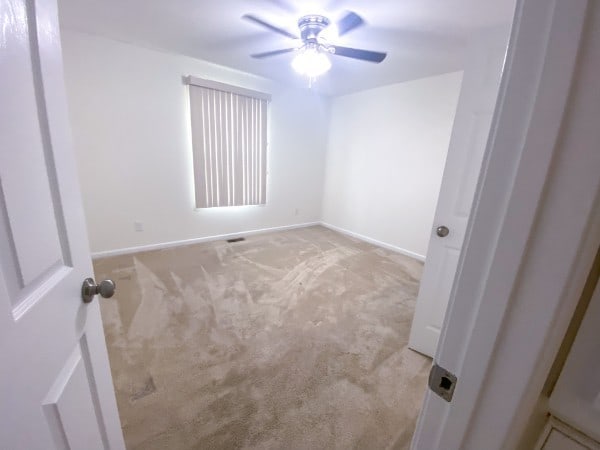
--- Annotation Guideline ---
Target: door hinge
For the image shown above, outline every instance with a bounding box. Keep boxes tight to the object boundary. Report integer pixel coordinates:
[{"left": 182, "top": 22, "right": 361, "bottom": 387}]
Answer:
[{"left": 428, "top": 363, "right": 457, "bottom": 402}]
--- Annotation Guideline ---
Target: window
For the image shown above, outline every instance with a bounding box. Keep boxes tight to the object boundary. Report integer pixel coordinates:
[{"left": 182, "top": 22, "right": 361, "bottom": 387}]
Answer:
[{"left": 186, "top": 76, "right": 271, "bottom": 208}]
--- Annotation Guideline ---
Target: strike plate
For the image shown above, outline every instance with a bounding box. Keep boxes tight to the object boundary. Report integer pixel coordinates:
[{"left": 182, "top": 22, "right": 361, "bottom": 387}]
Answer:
[{"left": 428, "top": 363, "right": 457, "bottom": 402}]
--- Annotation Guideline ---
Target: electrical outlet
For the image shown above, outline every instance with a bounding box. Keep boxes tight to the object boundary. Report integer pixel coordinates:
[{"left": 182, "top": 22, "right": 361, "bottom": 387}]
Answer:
[{"left": 134, "top": 221, "right": 144, "bottom": 232}]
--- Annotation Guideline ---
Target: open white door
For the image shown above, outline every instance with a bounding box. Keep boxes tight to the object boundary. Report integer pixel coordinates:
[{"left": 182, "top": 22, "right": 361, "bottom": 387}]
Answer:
[
  {"left": 408, "top": 26, "right": 512, "bottom": 357},
  {"left": 412, "top": 0, "right": 600, "bottom": 448},
  {"left": 0, "top": 0, "right": 125, "bottom": 448}
]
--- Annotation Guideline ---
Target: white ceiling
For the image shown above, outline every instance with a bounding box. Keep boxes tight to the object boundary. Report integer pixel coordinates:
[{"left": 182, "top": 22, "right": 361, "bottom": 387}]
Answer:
[{"left": 58, "top": 0, "right": 515, "bottom": 96}]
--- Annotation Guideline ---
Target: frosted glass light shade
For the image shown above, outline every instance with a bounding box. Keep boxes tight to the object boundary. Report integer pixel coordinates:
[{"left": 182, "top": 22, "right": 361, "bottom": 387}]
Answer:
[{"left": 292, "top": 47, "right": 332, "bottom": 78}]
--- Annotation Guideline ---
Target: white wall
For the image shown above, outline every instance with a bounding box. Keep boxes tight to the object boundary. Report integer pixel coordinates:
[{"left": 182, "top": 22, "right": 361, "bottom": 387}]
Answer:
[
  {"left": 60, "top": 31, "right": 330, "bottom": 254},
  {"left": 321, "top": 72, "right": 462, "bottom": 259}
]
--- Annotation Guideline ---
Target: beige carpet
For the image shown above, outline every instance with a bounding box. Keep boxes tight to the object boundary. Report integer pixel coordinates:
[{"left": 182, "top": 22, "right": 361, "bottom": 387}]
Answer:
[{"left": 94, "top": 225, "right": 431, "bottom": 449}]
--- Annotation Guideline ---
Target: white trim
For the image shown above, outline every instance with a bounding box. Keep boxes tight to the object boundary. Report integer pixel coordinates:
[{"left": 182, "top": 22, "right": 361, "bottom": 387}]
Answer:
[
  {"left": 320, "top": 222, "right": 426, "bottom": 261},
  {"left": 92, "top": 221, "right": 426, "bottom": 262},
  {"left": 185, "top": 75, "right": 272, "bottom": 102},
  {"left": 534, "top": 417, "right": 600, "bottom": 450},
  {"left": 91, "top": 222, "right": 319, "bottom": 259}
]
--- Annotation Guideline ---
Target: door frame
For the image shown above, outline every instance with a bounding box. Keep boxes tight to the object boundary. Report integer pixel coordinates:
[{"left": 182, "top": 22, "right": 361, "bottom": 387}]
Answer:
[{"left": 411, "top": 0, "right": 600, "bottom": 448}]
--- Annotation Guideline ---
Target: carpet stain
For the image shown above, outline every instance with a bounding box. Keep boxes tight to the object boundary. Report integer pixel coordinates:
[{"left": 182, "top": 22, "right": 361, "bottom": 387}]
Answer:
[
  {"left": 130, "top": 376, "right": 156, "bottom": 402},
  {"left": 94, "top": 226, "right": 431, "bottom": 450}
]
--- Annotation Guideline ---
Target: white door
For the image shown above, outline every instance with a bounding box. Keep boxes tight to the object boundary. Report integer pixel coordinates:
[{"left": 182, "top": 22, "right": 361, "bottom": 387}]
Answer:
[
  {"left": 408, "top": 27, "right": 511, "bottom": 357},
  {"left": 0, "top": 0, "right": 125, "bottom": 449},
  {"left": 411, "top": 0, "right": 597, "bottom": 446}
]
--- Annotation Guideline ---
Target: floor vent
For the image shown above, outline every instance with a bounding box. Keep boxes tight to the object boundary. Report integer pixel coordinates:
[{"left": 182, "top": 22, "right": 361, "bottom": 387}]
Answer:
[{"left": 226, "top": 237, "right": 245, "bottom": 243}]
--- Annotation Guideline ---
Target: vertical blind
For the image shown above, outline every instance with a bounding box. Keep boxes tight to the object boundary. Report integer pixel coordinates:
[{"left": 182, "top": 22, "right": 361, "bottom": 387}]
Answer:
[{"left": 187, "top": 76, "right": 270, "bottom": 208}]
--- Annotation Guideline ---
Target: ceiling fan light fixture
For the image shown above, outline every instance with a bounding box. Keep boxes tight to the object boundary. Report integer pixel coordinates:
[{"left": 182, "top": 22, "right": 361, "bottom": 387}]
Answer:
[
  {"left": 291, "top": 46, "right": 331, "bottom": 78},
  {"left": 244, "top": 10, "right": 387, "bottom": 84}
]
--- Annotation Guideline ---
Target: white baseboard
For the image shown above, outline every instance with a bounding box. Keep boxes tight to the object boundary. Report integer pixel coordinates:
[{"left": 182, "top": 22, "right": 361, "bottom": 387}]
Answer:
[
  {"left": 91, "top": 222, "right": 320, "bottom": 259},
  {"left": 91, "top": 221, "right": 426, "bottom": 262},
  {"left": 319, "top": 222, "right": 426, "bottom": 261}
]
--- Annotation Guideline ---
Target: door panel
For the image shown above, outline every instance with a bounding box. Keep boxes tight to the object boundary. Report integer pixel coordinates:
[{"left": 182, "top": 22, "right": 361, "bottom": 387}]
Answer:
[
  {"left": 1, "top": 1, "right": 66, "bottom": 274},
  {"left": 453, "top": 112, "right": 495, "bottom": 218},
  {"left": 408, "top": 28, "right": 510, "bottom": 357},
  {"left": 0, "top": 0, "right": 124, "bottom": 448},
  {"left": 42, "top": 344, "right": 106, "bottom": 450},
  {"left": 430, "top": 248, "right": 461, "bottom": 332}
]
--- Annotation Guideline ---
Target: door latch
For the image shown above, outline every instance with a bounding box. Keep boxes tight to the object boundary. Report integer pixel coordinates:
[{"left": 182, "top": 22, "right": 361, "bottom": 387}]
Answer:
[{"left": 428, "top": 363, "right": 457, "bottom": 402}]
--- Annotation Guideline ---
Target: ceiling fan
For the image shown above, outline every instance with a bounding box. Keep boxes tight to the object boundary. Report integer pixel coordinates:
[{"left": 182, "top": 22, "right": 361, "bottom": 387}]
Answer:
[{"left": 242, "top": 11, "right": 387, "bottom": 80}]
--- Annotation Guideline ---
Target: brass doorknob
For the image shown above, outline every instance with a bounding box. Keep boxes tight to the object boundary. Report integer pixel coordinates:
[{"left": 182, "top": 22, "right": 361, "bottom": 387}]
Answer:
[
  {"left": 436, "top": 226, "right": 450, "bottom": 238},
  {"left": 81, "top": 278, "right": 116, "bottom": 303}
]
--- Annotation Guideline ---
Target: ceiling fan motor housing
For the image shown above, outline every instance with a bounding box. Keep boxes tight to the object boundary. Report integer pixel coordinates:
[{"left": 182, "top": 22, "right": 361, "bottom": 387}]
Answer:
[{"left": 298, "top": 15, "right": 330, "bottom": 42}]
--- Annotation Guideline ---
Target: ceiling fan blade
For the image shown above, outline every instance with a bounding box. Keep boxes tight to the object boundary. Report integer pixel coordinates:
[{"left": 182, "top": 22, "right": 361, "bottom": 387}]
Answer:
[
  {"left": 336, "top": 11, "right": 365, "bottom": 36},
  {"left": 331, "top": 45, "right": 387, "bottom": 63},
  {"left": 251, "top": 48, "right": 296, "bottom": 58},
  {"left": 265, "top": 0, "right": 295, "bottom": 13},
  {"left": 242, "top": 14, "right": 298, "bottom": 40}
]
